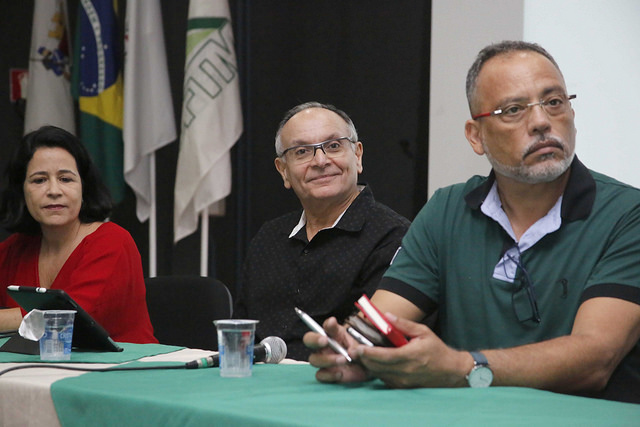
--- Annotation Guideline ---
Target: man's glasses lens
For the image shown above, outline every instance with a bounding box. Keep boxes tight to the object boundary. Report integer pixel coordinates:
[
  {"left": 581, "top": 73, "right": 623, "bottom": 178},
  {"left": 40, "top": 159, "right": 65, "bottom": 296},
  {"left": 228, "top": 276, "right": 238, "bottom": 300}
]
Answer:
[
  {"left": 281, "top": 137, "right": 353, "bottom": 163},
  {"left": 473, "top": 94, "right": 576, "bottom": 123},
  {"left": 505, "top": 252, "right": 541, "bottom": 324},
  {"left": 512, "top": 283, "right": 541, "bottom": 323}
]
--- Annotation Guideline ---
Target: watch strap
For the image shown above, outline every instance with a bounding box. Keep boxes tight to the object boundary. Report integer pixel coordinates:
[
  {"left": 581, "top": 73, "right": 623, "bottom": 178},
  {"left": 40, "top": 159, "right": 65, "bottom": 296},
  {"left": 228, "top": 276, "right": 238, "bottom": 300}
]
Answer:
[{"left": 470, "top": 351, "right": 489, "bottom": 367}]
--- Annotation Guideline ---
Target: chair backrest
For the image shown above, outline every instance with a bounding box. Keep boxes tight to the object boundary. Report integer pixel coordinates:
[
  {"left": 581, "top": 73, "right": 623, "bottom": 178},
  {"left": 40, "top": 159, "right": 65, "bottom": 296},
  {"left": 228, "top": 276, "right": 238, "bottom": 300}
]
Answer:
[{"left": 144, "top": 276, "right": 233, "bottom": 350}]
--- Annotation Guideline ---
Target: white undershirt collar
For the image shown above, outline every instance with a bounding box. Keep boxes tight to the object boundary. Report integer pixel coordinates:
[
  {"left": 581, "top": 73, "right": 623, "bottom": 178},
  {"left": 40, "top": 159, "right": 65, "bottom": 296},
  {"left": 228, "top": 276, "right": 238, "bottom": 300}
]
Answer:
[
  {"left": 481, "top": 182, "right": 563, "bottom": 282},
  {"left": 289, "top": 186, "right": 365, "bottom": 238}
]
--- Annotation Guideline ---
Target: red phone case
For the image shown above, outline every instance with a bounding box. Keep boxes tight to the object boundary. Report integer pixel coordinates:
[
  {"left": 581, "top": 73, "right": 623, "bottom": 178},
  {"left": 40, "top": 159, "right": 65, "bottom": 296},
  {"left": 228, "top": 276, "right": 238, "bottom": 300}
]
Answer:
[{"left": 355, "top": 294, "right": 408, "bottom": 347}]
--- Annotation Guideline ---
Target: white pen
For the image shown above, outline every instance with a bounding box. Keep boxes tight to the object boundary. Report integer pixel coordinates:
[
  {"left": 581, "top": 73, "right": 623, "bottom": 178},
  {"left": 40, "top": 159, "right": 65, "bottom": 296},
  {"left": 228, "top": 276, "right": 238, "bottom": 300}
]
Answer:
[{"left": 295, "top": 307, "right": 353, "bottom": 363}]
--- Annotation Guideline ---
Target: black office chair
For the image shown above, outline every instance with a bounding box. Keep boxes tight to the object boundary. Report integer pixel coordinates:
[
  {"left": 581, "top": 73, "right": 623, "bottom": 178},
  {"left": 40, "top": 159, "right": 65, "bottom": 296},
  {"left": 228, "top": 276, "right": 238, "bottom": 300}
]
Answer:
[{"left": 144, "top": 276, "right": 233, "bottom": 350}]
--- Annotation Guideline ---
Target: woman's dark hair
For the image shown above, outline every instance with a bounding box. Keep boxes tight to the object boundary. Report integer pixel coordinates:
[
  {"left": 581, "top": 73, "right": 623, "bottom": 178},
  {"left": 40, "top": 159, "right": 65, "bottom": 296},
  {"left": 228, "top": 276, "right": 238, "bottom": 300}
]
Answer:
[{"left": 0, "top": 125, "right": 113, "bottom": 234}]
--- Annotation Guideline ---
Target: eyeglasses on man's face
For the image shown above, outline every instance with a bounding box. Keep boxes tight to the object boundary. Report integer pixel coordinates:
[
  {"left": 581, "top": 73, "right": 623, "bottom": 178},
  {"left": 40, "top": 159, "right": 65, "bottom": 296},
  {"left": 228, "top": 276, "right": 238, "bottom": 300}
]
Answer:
[
  {"left": 279, "top": 137, "right": 355, "bottom": 164},
  {"left": 472, "top": 93, "right": 576, "bottom": 124}
]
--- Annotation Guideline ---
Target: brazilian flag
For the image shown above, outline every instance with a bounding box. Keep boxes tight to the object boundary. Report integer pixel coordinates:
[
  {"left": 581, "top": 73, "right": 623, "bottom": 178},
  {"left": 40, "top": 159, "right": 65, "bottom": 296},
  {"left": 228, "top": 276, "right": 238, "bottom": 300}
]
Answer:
[{"left": 71, "top": 0, "right": 124, "bottom": 203}]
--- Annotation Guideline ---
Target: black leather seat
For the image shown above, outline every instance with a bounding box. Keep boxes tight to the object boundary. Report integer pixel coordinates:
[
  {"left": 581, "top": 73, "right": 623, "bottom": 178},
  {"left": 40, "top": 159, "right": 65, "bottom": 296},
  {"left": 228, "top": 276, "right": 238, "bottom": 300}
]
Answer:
[{"left": 145, "top": 276, "right": 233, "bottom": 350}]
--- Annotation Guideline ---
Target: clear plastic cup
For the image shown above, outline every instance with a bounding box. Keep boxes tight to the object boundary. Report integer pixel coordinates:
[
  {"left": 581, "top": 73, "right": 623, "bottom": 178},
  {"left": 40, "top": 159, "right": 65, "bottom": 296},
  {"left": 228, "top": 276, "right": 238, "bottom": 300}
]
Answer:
[
  {"left": 39, "top": 310, "right": 76, "bottom": 361},
  {"left": 213, "top": 319, "right": 259, "bottom": 377}
]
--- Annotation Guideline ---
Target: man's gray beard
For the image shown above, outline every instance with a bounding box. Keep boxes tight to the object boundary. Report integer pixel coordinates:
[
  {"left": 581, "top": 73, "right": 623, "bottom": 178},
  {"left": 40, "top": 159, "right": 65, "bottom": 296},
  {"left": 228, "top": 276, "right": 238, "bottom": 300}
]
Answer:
[{"left": 483, "top": 141, "right": 575, "bottom": 184}]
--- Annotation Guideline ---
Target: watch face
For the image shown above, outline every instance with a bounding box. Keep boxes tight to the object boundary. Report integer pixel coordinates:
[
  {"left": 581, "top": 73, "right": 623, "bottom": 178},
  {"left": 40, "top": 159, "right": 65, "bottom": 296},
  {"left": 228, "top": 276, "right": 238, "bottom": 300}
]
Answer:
[{"left": 468, "top": 366, "right": 493, "bottom": 388}]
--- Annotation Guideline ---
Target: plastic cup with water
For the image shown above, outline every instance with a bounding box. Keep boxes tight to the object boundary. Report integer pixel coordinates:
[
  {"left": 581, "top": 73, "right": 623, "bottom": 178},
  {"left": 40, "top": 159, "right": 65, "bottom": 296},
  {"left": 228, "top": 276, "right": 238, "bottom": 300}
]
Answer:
[
  {"left": 213, "top": 319, "right": 259, "bottom": 377},
  {"left": 39, "top": 310, "right": 76, "bottom": 361}
]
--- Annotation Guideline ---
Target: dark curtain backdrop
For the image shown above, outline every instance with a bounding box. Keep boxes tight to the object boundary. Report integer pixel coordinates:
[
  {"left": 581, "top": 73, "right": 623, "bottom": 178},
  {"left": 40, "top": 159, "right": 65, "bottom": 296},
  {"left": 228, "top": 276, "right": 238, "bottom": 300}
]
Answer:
[{"left": 0, "top": 0, "right": 431, "bottom": 299}]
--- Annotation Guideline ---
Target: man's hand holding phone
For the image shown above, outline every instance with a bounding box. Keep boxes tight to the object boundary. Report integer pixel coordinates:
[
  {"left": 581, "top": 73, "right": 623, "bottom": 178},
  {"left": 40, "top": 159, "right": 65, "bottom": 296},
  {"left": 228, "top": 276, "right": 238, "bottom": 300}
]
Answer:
[{"left": 298, "top": 295, "right": 409, "bottom": 383}]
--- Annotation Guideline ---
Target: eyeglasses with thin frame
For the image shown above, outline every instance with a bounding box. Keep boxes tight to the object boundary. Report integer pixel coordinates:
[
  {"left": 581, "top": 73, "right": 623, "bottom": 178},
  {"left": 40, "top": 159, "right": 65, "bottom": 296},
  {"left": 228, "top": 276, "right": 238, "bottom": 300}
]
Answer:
[
  {"left": 279, "top": 137, "right": 355, "bottom": 164},
  {"left": 472, "top": 93, "right": 576, "bottom": 123},
  {"left": 504, "top": 250, "right": 541, "bottom": 324}
]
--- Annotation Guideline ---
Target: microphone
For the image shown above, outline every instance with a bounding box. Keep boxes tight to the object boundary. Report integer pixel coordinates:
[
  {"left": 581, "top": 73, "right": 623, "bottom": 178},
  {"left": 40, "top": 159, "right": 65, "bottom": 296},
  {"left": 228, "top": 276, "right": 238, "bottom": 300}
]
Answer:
[
  {"left": 253, "top": 336, "right": 287, "bottom": 364},
  {"left": 186, "top": 336, "right": 287, "bottom": 369}
]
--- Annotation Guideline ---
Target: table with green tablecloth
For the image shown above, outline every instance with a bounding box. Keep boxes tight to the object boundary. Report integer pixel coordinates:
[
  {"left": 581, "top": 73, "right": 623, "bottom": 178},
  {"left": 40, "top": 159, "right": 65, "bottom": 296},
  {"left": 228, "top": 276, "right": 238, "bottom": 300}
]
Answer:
[{"left": 1, "top": 340, "right": 639, "bottom": 426}]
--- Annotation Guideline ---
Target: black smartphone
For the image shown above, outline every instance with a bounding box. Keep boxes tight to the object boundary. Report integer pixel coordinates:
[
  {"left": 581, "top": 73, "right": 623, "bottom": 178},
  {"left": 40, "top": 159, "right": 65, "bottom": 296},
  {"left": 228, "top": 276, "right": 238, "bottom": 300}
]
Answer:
[{"left": 344, "top": 315, "right": 394, "bottom": 347}]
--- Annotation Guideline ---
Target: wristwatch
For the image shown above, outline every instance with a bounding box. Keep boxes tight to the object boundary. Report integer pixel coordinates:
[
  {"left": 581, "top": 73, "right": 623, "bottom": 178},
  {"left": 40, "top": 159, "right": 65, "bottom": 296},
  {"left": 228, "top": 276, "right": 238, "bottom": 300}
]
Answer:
[{"left": 466, "top": 351, "right": 493, "bottom": 388}]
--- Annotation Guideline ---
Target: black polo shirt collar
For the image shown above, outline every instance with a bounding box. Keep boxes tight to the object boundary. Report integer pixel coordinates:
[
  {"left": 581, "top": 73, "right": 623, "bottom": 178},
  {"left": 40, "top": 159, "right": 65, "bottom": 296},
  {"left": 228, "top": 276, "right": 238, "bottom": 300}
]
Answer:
[
  {"left": 464, "top": 156, "right": 596, "bottom": 222},
  {"left": 290, "top": 184, "right": 373, "bottom": 242}
]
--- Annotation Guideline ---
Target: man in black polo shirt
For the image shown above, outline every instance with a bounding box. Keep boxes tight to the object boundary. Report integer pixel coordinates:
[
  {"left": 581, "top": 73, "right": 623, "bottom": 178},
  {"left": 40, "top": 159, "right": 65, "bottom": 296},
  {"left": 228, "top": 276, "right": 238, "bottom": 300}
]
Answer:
[
  {"left": 304, "top": 41, "right": 640, "bottom": 403},
  {"left": 235, "top": 102, "right": 409, "bottom": 360}
]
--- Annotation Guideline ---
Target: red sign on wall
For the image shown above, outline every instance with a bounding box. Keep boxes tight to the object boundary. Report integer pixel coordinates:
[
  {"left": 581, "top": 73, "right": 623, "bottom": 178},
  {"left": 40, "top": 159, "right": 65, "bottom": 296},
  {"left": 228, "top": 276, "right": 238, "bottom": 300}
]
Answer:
[{"left": 10, "top": 69, "right": 28, "bottom": 102}]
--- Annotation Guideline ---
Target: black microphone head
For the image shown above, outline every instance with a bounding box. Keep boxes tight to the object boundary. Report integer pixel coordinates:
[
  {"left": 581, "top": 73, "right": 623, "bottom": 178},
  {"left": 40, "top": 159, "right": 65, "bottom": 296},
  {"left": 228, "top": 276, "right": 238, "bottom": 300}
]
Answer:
[{"left": 260, "top": 336, "right": 287, "bottom": 364}]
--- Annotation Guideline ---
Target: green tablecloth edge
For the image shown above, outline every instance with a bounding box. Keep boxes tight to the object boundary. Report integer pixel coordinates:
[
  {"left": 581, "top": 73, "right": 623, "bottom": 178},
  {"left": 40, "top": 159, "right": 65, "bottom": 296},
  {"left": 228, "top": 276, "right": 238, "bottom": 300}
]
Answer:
[{"left": 50, "top": 363, "right": 640, "bottom": 427}]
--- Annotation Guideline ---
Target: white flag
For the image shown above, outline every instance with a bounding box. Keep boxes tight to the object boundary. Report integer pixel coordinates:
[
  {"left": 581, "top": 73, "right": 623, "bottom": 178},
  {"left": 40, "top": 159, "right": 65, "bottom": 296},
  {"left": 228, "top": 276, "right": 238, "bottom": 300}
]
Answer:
[
  {"left": 124, "top": 0, "right": 177, "bottom": 222},
  {"left": 24, "top": 0, "right": 75, "bottom": 134},
  {"left": 174, "top": 0, "right": 243, "bottom": 242}
]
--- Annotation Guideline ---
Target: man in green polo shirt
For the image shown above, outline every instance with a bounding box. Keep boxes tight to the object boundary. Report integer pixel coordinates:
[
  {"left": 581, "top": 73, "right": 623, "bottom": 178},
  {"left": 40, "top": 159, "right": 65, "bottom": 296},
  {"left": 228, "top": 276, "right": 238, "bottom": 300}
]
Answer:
[{"left": 304, "top": 41, "right": 640, "bottom": 403}]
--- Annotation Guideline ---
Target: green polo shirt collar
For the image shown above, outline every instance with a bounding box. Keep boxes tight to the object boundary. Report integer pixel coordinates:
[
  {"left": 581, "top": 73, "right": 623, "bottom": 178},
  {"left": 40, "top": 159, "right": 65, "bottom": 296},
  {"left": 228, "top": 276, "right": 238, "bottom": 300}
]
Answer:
[{"left": 464, "top": 156, "right": 596, "bottom": 223}]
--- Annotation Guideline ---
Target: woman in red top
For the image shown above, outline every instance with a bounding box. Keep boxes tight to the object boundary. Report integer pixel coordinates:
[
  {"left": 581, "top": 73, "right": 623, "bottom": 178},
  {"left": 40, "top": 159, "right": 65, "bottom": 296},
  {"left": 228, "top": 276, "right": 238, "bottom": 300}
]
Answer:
[{"left": 0, "top": 126, "right": 156, "bottom": 344}]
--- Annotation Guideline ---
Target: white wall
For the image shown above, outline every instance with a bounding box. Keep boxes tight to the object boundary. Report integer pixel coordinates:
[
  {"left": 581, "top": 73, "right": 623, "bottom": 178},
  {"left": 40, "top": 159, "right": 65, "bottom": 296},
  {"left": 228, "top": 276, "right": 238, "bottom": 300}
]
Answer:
[
  {"left": 429, "top": 0, "right": 640, "bottom": 196},
  {"left": 524, "top": 0, "right": 640, "bottom": 188},
  {"left": 429, "top": 0, "right": 523, "bottom": 197}
]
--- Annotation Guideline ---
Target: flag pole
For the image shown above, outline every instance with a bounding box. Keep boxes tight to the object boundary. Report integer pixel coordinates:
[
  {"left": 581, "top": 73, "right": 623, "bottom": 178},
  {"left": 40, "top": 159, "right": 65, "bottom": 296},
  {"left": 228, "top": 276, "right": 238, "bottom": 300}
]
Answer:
[
  {"left": 200, "top": 211, "right": 209, "bottom": 276},
  {"left": 174, "top": 0, "right": 242, "bottom": 260},
  {"left": 149, "top": 153, "right": 157, "bottom": 277},
  {"left": 123, "top": 0, "right": 175, "bottom": 278}
]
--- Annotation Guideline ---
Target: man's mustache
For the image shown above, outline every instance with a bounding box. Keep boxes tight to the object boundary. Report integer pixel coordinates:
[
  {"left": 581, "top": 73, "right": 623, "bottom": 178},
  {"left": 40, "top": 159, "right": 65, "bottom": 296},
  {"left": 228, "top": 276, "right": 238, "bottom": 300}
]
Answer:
[{"left": 523, "top": 135, "right": 565, "bottom": 159}]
